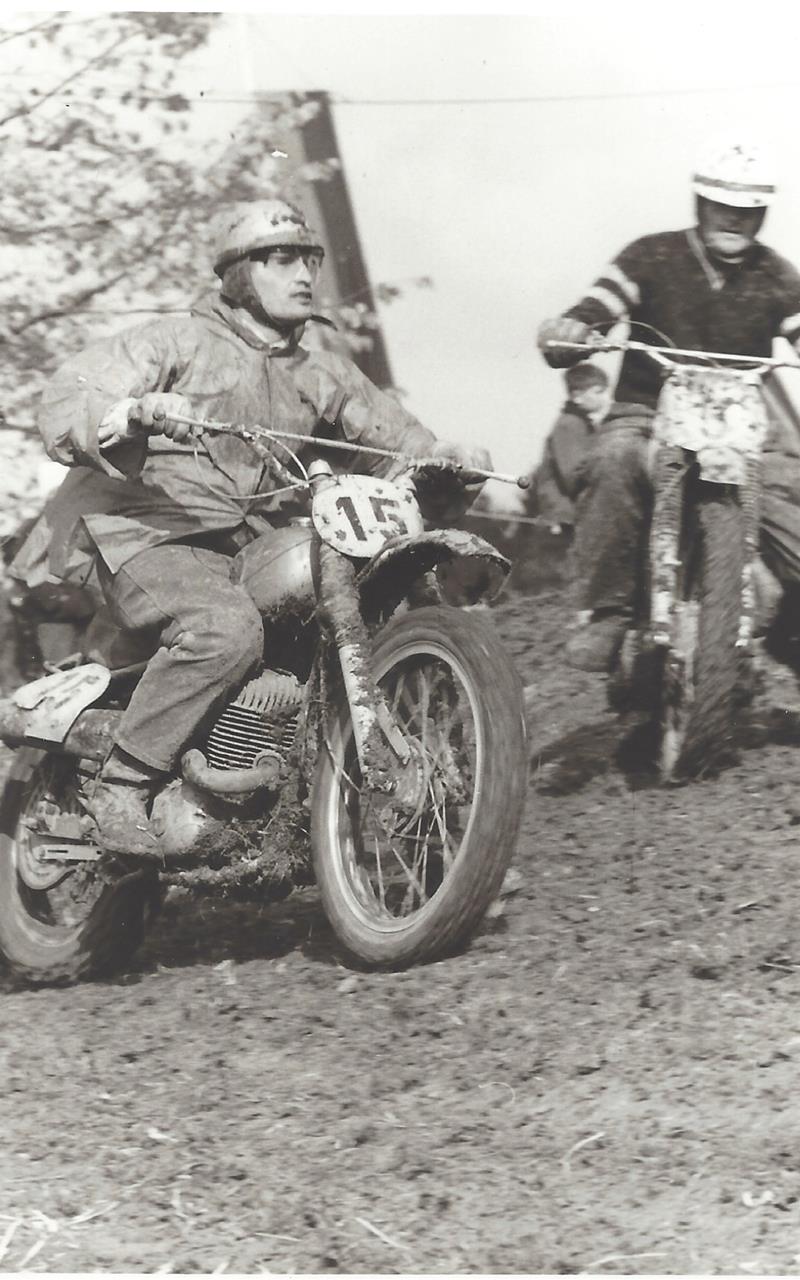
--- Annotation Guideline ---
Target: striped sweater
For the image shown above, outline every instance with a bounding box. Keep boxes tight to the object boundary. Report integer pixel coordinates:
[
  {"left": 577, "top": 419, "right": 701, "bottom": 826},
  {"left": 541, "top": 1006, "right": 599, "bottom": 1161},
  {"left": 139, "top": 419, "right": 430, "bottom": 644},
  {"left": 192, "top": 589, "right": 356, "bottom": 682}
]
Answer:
[{"left": 564, "top": 229, "right": 800, "bottom": 408}]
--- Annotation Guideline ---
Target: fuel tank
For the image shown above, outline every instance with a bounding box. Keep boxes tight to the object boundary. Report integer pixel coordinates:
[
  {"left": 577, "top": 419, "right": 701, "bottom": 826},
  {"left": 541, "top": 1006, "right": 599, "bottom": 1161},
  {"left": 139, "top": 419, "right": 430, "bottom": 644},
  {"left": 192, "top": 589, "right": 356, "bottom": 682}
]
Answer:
[{"left": 233, "top": 524, "right": 318, "bottom": 621}]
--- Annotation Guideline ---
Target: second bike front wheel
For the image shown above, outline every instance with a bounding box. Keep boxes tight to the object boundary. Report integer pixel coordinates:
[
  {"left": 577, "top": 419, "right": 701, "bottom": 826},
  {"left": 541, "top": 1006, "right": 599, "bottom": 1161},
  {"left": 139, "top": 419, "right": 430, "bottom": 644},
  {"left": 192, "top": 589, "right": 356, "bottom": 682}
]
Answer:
[
  {"left": 659, "top": 495, "right": 745, "bottom": 779},
  {"left": 311, "top": 605, "right": 527, "bottom": 968}
]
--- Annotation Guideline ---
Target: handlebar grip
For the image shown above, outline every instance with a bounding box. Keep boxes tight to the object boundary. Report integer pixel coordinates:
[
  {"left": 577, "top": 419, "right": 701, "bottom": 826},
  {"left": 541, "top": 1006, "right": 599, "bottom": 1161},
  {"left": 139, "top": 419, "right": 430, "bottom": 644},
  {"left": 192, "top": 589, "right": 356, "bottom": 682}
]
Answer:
[{"left": 544, "top": 339, "right": 617, "bottom": 354}]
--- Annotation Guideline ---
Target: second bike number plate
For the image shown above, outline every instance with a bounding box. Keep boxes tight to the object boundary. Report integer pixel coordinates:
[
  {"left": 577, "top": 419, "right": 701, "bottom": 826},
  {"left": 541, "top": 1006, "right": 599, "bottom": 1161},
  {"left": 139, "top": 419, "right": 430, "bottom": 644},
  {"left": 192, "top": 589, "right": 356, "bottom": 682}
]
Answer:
[
  {"left": 312, "top": 474, "right": 424, "bottom": 557},
  {"left": 654, "top": 367, "right": 769, "bottom": 477}
]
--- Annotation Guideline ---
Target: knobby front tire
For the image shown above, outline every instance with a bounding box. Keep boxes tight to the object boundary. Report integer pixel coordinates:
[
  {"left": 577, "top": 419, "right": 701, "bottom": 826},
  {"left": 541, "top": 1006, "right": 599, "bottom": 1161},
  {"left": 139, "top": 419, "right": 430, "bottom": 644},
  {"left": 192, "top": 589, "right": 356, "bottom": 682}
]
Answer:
[
  {"left": 311, "top": 606, "right": 527, "bottom": 967},
  {"left": 659, "top": 496, "right": 745, "bottom": 779}
]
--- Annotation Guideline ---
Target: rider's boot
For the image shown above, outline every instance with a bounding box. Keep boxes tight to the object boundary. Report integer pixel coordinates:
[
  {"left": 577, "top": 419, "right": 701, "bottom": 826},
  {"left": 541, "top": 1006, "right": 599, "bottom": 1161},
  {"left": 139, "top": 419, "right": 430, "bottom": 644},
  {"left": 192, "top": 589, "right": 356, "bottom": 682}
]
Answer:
[
  {"left": 88, "top": 746, "right": 164, "bottom": 860},
  {"left": 566, "top": 610, "right": 631, "bottom": 672}
]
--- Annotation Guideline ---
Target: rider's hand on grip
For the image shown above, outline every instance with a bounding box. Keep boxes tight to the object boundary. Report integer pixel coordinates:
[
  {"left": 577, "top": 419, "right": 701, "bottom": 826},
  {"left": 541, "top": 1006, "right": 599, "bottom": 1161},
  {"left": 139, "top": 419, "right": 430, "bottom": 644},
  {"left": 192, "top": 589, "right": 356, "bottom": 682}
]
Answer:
[
  {"left": 128, "top": 393, "right": 194, "bottom": 441},
  {"left": 416, "top": 440, "right": 492, "bottom": 523},
  {"left": 537, "top": 317, "right": 596, "bottom": 367},
  {"left": 97, "top": 398, "right": 141, "bottom": 449},
  {"left": 430, "top": 440, "right": 492, "bottom": 488}
]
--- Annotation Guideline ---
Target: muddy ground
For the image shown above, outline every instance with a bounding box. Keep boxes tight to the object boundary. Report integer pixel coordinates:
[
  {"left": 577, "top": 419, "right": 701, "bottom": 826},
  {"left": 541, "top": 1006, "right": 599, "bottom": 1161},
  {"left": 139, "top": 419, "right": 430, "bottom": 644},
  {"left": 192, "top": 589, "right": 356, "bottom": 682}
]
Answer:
[{"left": 5, "top": 584, "right": 800, "bottom": 1274}]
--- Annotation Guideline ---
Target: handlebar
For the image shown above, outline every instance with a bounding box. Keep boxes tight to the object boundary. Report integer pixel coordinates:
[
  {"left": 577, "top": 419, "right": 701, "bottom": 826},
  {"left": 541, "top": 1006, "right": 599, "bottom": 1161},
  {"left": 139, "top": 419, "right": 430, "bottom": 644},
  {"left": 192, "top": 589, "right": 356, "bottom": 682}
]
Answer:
[
  {"left": 545, "top": 338, "right": 800, "bottom": 374},
  {"left": 160, "top": 411, "right": 530, "bottom": 489}
]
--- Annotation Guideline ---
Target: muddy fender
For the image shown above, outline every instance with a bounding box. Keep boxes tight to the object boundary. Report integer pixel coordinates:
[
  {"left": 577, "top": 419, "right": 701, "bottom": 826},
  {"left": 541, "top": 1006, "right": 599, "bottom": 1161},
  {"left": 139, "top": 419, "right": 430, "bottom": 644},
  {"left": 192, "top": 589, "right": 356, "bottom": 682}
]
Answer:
[{"left": 357, "top": 529, "right": 510, "bottom": 614}]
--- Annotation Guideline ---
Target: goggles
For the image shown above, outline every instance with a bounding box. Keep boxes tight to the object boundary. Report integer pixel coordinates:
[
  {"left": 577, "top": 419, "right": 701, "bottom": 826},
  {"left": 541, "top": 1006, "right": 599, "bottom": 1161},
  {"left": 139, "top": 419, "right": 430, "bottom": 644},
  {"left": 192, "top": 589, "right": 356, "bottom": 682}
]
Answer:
[{"left": 250, "top": 246, "right": 325, "bottom": 279}]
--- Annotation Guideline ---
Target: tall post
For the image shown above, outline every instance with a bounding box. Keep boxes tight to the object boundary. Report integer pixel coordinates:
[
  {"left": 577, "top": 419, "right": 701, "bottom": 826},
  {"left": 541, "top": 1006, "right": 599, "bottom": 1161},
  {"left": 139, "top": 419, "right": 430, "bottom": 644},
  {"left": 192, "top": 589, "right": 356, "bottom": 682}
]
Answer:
[{"left": 296, "top": 90, "right": 394, "bottom": 389}]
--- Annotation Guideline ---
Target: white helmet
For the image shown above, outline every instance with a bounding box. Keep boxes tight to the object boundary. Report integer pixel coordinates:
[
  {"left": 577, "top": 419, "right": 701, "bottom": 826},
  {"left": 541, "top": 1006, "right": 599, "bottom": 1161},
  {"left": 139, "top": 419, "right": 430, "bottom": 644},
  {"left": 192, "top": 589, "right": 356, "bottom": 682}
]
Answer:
[
  {"left": 692, "top": 139, "right": 776, "bottom": 209},
  {"left": 213, "top": 199, "right": 323, "bottom": 277}
]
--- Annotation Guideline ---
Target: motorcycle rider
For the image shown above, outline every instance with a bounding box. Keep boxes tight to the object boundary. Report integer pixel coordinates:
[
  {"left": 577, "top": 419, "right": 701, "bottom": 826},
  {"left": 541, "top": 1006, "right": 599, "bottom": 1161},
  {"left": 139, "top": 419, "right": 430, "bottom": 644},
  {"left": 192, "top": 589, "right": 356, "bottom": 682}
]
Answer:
[
  {"left": 33, "top": 199, "right": 490, "bottom": 858},
  {"left": 537, "top": 138, "right": 800, "bottom": 671}
]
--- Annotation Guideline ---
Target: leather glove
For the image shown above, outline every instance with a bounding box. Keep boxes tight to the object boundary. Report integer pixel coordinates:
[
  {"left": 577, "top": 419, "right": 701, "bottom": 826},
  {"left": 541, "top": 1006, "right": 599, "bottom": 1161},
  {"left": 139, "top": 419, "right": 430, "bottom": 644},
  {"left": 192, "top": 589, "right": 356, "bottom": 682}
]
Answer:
[
  {"left": 416, "top": 440, "right": 492, "bottom": 522},
  {"left": 430, "top": 439, "right": 492, "bottom": 486},
  {"left": 128, "top": 392, "right": 194, "bottom": 441},
  {"left": 537, "top": 317, "right": 594, "bottom": 368}
]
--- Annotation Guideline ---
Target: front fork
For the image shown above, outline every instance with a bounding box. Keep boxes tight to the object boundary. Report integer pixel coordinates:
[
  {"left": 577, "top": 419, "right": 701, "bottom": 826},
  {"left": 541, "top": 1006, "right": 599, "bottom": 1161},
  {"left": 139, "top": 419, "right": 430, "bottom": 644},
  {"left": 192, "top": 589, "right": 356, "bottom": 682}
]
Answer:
[
  {"left": 649, "top": 447, "right": 762, "bottom": 650},
  {"left": 737, "top": 455, "right": 763, "bottom": 648},
  {"left": 306, "top": 458, "right": 411, "bottom": 795},
  {"left": 649, "top": 445, "right": 686, "bottom": 647}
]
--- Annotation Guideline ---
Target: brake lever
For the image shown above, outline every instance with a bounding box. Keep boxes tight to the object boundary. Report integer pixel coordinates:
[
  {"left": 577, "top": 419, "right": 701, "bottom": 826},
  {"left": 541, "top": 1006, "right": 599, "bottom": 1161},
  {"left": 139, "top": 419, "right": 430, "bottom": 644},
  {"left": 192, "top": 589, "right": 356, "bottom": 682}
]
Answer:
[{"left": 414, "top": 458, "right": 530, "bottom": 489}]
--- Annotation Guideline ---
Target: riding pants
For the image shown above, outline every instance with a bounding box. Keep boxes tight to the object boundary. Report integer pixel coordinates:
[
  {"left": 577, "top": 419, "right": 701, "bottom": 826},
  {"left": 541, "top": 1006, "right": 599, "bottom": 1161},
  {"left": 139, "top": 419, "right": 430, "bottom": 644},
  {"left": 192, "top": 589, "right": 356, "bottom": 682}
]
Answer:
[{"left": 96, "top": 543, "right": 263, "bottom": 772}]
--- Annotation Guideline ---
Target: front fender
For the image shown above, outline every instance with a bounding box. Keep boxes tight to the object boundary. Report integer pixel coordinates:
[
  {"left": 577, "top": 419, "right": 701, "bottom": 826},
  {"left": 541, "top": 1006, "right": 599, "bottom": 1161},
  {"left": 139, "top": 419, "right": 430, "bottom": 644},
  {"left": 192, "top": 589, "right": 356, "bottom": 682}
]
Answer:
[{"left": 356, "top": 528, "right": 510, "bottom": 613}]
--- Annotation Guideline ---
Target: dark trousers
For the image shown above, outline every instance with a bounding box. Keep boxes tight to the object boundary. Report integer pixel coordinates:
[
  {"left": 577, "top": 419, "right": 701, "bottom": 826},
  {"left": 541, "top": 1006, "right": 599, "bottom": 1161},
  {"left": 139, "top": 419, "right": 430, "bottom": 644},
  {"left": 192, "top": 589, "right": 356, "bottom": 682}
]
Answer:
[
  {"left": 98, "top": 543, "right": 265, "bottom": 772},
  {"left": 574, "top": 404, "right": 800, "bottom": 616}
]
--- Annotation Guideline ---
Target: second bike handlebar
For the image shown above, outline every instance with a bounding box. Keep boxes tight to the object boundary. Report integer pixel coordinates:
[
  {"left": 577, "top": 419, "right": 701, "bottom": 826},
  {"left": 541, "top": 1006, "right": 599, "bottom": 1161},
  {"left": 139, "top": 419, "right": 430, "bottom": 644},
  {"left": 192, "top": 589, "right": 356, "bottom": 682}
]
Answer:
[
  {"left": 160, "top": 411, "right": 530, "bottom": 489},
  {"left": 545, "top": 338, "right": 800, "bottom": 373}
]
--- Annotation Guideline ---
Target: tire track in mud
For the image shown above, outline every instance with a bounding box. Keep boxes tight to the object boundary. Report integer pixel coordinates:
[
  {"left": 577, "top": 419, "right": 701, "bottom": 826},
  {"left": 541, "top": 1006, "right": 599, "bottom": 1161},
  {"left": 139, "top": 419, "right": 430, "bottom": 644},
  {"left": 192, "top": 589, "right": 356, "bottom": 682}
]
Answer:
[{"left": 4, "top": 589, "right": 800, "bottom": 1273}]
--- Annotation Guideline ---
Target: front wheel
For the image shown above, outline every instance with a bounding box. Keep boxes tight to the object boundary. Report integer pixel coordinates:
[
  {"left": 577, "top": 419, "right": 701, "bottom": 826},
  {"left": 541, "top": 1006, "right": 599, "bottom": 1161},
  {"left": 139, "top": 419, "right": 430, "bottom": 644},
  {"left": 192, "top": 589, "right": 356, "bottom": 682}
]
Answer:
[
  {"left": 0, "top": 749, "right": 156, "bottom": 983},
  {"left": 659, "top": 496, "right": 746, "bottom": 779},
  {"left": 311, "top": 606, "right": 527, "bottom": 967}
]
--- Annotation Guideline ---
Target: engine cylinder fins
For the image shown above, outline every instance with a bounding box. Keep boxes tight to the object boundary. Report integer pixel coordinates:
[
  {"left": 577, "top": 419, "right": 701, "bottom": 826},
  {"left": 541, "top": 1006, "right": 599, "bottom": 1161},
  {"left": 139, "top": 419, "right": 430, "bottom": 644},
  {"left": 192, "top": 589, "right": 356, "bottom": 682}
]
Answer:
[
  {"left": 234, "top": 669, "right": 303, "bottom": 715},
  {"left": 203, "top": 669, "right": 304, "bottom": 773},
  {"left": 205, "top": 710, "right": 298, "bottom": 772}
]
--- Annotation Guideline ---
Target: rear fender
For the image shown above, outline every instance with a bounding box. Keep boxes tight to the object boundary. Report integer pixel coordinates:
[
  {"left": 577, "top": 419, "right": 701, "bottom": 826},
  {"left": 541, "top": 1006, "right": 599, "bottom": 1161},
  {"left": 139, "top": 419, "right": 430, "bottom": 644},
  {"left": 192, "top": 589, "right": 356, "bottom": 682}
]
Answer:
[
  {"left": 0, "top": 663, "right": 110, "bottom": 746},
  {"left": 356, "top": 529, "right": 510, "bottom": 615}
]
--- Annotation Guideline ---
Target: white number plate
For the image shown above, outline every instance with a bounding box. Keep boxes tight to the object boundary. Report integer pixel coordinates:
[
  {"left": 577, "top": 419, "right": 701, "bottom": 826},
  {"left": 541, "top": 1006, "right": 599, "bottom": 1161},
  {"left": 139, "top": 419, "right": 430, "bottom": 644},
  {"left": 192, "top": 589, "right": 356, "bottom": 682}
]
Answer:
[
  {"left": 654, "top": 367, "right": 769, "bottom": 462},
  {"left": 312, "top": 475, "right": 424, "bottom": 557}
]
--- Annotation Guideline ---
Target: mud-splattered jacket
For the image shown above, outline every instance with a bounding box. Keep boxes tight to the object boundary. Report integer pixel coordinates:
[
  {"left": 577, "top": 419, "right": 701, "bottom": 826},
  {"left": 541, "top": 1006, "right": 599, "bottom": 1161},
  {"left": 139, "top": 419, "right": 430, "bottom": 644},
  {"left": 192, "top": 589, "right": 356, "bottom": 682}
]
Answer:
[
  {"left": 564, "top": 229, "right": 800, "bottom": 410},
  {"left": 26, "top": 295, "right": 436, "bottom": 585}
]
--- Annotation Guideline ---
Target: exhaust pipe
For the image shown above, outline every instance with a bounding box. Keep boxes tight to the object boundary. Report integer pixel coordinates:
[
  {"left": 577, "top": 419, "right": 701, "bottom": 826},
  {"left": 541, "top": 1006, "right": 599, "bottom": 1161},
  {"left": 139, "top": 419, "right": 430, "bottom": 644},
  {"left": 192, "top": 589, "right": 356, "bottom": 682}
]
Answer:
[{"left": 181, "top": 747, "right": 282, "bottom": 795}]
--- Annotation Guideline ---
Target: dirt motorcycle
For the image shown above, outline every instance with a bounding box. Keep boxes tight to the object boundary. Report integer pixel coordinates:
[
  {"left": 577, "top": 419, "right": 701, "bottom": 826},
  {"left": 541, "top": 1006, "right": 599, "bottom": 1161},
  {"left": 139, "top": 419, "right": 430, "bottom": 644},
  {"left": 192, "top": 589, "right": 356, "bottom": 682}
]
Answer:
[
  {"left": 0, "top": 420, "right": 529, "bottom": 983},
  {"left": 552, "top": 335, "right": 799, "bottom": 780}
]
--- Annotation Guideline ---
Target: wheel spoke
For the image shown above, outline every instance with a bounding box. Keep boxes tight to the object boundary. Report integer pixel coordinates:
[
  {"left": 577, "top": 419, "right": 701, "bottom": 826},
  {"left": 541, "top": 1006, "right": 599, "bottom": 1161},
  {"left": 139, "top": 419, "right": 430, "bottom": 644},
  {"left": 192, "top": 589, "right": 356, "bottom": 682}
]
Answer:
[
  {"left": 428, "top": 781, "right": 457, "bottom": 870},
  {"left": 389, "top": 669, "right": 407, "bottom": 720},
  {"left": 373, "top": 834, "right": 386, "bottom": 911},
  {"left": 410, "top": 811, "right": 428, "bottom": 897},
  {"left": 336, "top": 645, "right": 481, "bottom": 924},
  {"left": 390, "top": 842, "right": 427, "bottom": 906}
]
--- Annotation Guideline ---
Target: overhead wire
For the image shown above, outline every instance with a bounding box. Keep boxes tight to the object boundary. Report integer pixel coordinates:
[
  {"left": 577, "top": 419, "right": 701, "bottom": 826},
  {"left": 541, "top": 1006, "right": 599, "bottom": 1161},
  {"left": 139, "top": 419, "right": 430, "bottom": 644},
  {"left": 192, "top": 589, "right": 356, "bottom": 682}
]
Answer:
[{"left": 0, "top": 81, "right": 799, "bottom": 108}]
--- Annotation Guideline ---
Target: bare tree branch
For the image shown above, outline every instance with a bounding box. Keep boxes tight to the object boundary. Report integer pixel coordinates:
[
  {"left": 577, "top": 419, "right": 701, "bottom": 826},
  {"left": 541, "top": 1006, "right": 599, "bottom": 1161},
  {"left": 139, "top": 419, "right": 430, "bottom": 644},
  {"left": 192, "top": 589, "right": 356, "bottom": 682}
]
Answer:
[
  {"left": 0, "top": 29, "right": 134, "bottom": 129},
  {"left": 0, "top": 420, "right": 37, "bottom": 435},
  {"left": 0, "top": 15, "right": 63, "bottom": 48},
  {"left": 9, "top": 263, "right": 137, "bottom": 336},
  {"left": 0, "top": 216, "right": 116, "bottom": 239}
]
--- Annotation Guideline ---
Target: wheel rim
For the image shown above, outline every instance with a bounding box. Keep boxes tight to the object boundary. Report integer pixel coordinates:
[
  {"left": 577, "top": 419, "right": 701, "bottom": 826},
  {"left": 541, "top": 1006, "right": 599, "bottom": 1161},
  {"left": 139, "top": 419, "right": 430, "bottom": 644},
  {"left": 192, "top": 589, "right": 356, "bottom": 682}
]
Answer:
[
  {"left": 9, "top": 757, "right": 106, "bottom": 947},
  {"left": 324, "top": 639, "right": 483, "bottom": 934}
]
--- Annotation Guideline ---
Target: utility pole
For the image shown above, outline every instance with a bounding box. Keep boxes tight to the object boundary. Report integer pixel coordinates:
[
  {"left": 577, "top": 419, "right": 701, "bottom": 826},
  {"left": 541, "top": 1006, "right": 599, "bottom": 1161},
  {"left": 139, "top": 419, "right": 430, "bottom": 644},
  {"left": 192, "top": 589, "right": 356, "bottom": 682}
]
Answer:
[{"left": 296, "top": 90, "right": 393, "bottom": 389}]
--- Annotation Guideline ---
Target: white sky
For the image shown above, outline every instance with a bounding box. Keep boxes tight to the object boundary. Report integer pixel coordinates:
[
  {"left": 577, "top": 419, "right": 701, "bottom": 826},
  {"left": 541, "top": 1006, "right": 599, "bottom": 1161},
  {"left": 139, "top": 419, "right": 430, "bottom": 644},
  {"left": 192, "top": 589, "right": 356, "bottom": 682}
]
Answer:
[{"left": 25, "top": 6, "right": 800, "bottom": 503}]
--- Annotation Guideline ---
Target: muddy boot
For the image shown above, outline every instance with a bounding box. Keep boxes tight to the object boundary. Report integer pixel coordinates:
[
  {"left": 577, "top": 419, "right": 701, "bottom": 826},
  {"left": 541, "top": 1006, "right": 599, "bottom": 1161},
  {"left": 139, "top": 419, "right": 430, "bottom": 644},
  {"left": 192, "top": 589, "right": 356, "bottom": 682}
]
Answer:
[
  {"left": 566, "top": 611, "right": 630, "bottom": 672},
  {"left": 89, "top": 747, "right": 164, "bottom": 860}
]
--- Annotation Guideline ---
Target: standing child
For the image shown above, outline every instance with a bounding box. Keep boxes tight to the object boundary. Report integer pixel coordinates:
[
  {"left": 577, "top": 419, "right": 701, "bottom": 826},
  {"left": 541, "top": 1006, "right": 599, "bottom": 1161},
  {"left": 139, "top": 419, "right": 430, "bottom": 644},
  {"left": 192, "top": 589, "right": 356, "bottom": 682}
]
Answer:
[{"left": 531, "top": 363, "right": 610, "bottom": 534}]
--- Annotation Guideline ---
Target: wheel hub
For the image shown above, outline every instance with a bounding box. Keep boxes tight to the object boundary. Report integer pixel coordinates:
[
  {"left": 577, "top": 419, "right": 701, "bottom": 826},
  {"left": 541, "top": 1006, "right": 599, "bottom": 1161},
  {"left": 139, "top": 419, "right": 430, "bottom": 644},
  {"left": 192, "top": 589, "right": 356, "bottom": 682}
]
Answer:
[{"left": 17, "top": 812, "right": 101, "bottom": 891}]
